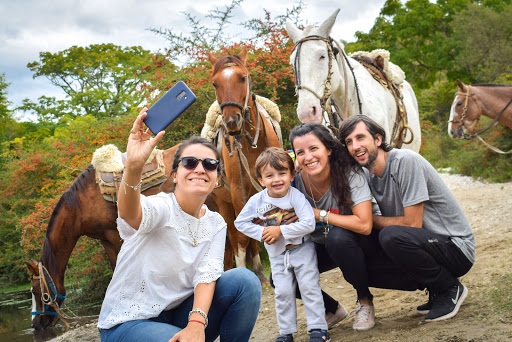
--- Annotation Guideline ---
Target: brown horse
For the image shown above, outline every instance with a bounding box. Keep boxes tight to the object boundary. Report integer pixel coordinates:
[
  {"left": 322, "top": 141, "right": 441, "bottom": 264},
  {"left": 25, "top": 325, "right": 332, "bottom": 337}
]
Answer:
[
  {"left": 25, "top": 146, "right": 178, "bottom": 330},
  {"left": 448, "top": 80, "right": 512, "bottom": 139},
  {"left": 208, "top": 48, "right": 282, "bottom": 283}
]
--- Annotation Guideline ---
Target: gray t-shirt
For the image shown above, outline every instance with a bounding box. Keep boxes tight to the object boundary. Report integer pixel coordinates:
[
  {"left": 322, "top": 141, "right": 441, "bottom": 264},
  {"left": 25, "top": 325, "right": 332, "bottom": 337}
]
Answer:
[
  {"left": 294, "top": 168, "right": 372, "bottom": 244},
  {"left": 365, "top": 149, "right": 475, "bottom": 263}
]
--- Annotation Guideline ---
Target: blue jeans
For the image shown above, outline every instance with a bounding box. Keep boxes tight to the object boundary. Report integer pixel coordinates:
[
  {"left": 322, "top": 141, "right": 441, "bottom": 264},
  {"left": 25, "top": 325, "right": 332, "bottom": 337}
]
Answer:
[{"left": 99, "top": 268, "right": 262, "bottom": 342}]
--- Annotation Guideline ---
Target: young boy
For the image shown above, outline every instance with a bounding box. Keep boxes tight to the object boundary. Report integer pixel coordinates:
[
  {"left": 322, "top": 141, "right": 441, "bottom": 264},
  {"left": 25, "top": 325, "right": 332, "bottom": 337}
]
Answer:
[{"left": 235, "top": 147, "right": 330, "bottom": 342}]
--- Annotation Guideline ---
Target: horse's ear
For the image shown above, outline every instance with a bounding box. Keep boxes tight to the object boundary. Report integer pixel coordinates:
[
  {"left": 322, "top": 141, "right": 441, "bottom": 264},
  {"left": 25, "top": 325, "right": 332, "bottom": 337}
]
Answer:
[
  {"left": 456, "top": 79, "right": 466, "bottom": 91},
  {"left": 239, "top": 47, "right": 248, "bottom": 64},
  {"left": 318, "top": 8, "right": 340, "bottom": 37},
  {"left": 208, "top": 52, "right": 218, "bottom": 66},
  {"left": 285, "top": 20, "right": 303, "bottom": 44},
  {"left": 26, "top": 259, "right": 38, "bottom": 275}
]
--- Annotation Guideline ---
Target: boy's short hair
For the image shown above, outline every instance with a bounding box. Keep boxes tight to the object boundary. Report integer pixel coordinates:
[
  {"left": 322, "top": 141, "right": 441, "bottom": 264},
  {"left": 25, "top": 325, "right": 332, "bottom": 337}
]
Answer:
[{"left": 255, "top": 147, "right": 295, "bottom": 179}]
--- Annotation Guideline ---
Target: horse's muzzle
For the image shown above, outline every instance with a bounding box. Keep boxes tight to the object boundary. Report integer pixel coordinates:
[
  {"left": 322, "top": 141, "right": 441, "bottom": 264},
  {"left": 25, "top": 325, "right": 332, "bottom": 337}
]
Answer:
[{"left": 222, "top": 113, "right": 243, "bottom": 133}]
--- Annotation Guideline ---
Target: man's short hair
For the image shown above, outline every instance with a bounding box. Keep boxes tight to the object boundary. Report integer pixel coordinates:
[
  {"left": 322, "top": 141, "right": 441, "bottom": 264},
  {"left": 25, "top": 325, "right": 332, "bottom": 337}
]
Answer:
[{"left": 337, "top": 115, "right": 393, "bottom": 152}]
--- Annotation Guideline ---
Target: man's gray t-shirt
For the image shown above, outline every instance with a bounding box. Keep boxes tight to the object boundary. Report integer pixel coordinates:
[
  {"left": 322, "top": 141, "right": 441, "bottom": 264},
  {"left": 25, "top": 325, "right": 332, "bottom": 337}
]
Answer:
[
  {"left": 364, "top": 149, "right": 475, "bottom": 263},
  {"left": 294, "top": 168, "right": 372, "bottom": 244}
]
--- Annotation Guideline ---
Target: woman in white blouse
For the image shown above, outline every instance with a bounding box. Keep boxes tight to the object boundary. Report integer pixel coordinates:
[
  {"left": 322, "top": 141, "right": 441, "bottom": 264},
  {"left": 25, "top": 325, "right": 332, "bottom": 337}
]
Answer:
[{"left": 97, "top": 108, "right": 262, "bottom": 342}]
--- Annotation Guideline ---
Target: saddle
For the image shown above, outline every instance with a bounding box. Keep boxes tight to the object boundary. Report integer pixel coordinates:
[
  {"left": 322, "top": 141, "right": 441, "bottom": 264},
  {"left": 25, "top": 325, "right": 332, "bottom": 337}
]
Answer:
[
  {"left": 351, "top": 55, "right": 388, "bottom": 85},
  {"left": 91, "top": 145, "right": 167, "bottom": 202}
]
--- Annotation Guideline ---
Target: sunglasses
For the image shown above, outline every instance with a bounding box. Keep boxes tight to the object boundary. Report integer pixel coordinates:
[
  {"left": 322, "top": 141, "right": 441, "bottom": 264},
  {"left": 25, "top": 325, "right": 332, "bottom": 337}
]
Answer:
[{"left": 179, "top": 156, "right": 220, "bottom": 172}]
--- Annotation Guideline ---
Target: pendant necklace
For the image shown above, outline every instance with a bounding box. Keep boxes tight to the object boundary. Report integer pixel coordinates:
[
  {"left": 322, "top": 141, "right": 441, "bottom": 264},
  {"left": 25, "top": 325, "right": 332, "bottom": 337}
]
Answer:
[
  {"left": 188, "top": 223, "right": 199, "bottom": 247},
  {"left": 306, "top": 173, "right": 329, "bottom": 237}
]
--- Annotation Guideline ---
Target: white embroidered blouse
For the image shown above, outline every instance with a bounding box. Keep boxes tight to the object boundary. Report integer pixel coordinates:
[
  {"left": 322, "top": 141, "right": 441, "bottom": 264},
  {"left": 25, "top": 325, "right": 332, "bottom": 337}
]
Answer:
[{"left": 97, "top": 192, "right": 226, "bottom": 330}]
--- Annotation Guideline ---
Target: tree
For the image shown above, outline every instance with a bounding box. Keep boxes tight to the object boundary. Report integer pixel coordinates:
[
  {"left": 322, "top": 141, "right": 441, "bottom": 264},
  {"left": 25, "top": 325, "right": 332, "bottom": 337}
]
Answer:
[
  {"left": 450, "top": 3, "right": 512, "bottom": 83},
  {"left": 25, "top": 44, "right": 154, "bottom": 119}
]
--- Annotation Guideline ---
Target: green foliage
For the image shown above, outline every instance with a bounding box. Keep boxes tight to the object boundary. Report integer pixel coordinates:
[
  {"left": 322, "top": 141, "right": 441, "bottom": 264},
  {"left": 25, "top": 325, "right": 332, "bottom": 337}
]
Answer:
[
  {"left": 450, "top": 3, "right": 512, "bottom": 83},
  {"left": 25, "top": 43, "right": 154, "bottom": 119}
]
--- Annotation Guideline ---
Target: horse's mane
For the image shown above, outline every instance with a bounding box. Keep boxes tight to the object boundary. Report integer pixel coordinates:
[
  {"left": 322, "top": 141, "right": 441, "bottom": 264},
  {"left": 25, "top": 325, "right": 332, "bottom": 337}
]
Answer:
[
  {"left": 44, "top": 165, "right": 94, "bottom": 238},
  {"left": 472, "top": 83, "right": 512, "bottom": 88},
  {"left": 212, "top": 55, "right": 246, "bottom": 75},
  {"left": 41, "top": 165, "right": 96, "bottom": 272}
]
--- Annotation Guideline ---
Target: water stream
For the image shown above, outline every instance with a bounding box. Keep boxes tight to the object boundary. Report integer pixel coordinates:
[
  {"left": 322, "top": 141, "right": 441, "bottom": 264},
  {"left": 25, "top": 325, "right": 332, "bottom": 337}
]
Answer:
[{"left": 0, "top": 289, "right": 98, "bottom": 342}]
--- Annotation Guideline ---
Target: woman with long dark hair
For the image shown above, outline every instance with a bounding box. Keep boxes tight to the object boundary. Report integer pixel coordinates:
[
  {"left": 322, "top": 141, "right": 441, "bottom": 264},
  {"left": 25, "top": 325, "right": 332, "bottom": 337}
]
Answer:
[{"left": 288, "top": 123, "right": 376, "bottom": 331}]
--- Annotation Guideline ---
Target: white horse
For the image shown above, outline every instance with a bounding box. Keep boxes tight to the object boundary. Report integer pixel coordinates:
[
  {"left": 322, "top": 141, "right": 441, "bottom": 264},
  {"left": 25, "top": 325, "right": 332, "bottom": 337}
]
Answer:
[{"left": 285, "top": 9, "right": 421, "bottom": 152}]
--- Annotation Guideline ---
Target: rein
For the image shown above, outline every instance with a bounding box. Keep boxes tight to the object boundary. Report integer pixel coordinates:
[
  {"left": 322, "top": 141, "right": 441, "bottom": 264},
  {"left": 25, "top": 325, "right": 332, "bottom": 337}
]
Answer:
[{"left": 450, "top": 85, "right": 512, "bottom": 154}]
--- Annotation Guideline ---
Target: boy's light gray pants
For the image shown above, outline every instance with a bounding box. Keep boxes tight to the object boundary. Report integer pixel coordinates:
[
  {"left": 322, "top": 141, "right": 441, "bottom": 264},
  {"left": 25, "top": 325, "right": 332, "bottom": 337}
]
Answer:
[{"left": 270, "top": 241, "right": 328, "bottom": 335}]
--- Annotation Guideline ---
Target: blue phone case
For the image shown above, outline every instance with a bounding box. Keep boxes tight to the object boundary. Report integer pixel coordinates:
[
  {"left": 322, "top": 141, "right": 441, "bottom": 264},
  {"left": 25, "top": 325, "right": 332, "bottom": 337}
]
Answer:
[{"left": 144, "top": 81, "right": 196, "bottom": 134}]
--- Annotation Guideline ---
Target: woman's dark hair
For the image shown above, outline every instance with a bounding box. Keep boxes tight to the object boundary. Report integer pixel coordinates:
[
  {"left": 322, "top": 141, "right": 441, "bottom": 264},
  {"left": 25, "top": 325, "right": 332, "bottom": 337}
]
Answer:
[
  {"left": 337, "top": 115, "right": 393, "bottom": 152},
  {"left": 289, "top": 123, "right": 354, "bottom": 213},
  {"left": 255, "top": 147, "right": 295, "bottom": 179},
  {"left": 171, "top": 136, "right": 222, "bottom": 176}
]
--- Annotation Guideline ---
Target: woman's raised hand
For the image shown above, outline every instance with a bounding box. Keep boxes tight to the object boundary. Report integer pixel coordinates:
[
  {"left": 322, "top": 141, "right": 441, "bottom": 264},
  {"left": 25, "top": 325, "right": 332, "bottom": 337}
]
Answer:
[{"left": 126, "top": 107, "right": 165, "bottom": 171}]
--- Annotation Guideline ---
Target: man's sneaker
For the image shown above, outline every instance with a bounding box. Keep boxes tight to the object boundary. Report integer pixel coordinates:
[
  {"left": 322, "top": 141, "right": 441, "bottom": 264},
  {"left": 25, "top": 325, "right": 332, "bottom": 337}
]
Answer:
[
  {"left": 425, "top": 281, "right": 468, "bottom": 322},
  {"left": 309, "top": 329, "right": 330, "bottom": 342},
  {"left": 275, "top": 334, "right": 294, "bottom": 342},
  {"left": 417, "top": 290, "right": 435, "bottom": 314},
  {"left": 325, "top": 303, "right": 349, "bottom": 329},
  {"left": 351, "top": 302, "right": 375, "bottom": 331}
]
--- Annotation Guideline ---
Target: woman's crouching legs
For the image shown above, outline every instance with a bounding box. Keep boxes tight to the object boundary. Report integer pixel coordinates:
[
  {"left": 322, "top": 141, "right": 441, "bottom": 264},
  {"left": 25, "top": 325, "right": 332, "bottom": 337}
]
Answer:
[{"left": 207, "top": 268, "right": 262, "bottom": 342}]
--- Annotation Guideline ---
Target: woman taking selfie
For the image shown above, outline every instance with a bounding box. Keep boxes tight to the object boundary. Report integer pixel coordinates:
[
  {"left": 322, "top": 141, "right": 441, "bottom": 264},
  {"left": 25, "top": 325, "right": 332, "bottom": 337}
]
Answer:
[{"left": 97, "top": 108, "right": 261, "bottom": 342}]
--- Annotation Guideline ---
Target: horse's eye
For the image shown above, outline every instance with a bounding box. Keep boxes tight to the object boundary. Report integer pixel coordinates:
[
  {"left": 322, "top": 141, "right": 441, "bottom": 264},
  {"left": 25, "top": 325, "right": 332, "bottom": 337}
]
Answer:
[
  {"left": 456, "top": 102, "right": 462, "bottom": 106},
  {"left": 320, "top": 55, "right": 326, "bottom": 60},
  {"left": 212, "top": 83, "right": 217, "bottom": 89},
  {"left": 241, "top": 76, "right": 246, "bottom": 82}
]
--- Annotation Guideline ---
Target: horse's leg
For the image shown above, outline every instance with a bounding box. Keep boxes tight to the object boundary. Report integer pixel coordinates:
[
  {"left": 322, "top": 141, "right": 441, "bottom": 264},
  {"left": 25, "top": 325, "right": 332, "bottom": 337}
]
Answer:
[{"left": 248, "top": 238, "right": 268, "bottom": 284}]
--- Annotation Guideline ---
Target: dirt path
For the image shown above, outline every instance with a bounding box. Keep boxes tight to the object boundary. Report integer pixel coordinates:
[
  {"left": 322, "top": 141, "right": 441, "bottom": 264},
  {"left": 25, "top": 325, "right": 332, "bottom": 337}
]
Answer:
[{"left": 50, "top": 173, "right": 512, "bottom": 342}]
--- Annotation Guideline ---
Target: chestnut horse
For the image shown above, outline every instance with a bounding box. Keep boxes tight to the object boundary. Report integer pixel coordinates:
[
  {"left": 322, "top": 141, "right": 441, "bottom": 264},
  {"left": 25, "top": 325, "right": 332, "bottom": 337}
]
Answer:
[
  {"left": 448, "top": 80, "right": 512, "bottom": 137},
  {"left": 25, "top": 146, "right": 179, "bottom": 330},
  {"left": 448, "top": 80, "right": 512, "bottom": 154},
  {"left": 208, "top": 48, "right": 282, "bottom": 283}
]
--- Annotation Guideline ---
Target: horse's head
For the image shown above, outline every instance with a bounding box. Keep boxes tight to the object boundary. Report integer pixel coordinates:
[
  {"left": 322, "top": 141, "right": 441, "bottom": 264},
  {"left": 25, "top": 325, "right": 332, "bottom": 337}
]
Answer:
[
  {"left": 285, "top": 9, "right": 342, "bottom": 124},
  {"left": 26, "top": 260, "right": 64, "bottom": 330},
  {"left": 448, "top": 80, "right": 481, "bottom": 139},
  {"left": 208, "top": 48, "right": 252, "bottom": 135}
]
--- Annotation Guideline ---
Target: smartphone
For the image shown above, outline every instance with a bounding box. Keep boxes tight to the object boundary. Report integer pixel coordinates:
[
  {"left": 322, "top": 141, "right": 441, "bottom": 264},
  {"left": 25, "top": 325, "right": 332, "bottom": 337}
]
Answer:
[{"left": 143, "top": 81, "right": 196, "bottom": 134}]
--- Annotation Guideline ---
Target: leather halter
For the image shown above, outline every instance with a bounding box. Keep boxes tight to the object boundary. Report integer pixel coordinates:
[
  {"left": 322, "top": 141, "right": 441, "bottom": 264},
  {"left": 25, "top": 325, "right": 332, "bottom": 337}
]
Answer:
[
  {"left": 292, "top": 35, "right": 362, "bottom": 132},
  {"left": 31, "top": 262, "right": 66, "bottom": 317},
  {"left": 450, "top": 85, "right": 512, "bottom": 139},
  {"left": 449, "top": 85, "right": 512, "bottom": 153},
  {"left": 214, "top": 63, "right": 265, "bottom": 202}
]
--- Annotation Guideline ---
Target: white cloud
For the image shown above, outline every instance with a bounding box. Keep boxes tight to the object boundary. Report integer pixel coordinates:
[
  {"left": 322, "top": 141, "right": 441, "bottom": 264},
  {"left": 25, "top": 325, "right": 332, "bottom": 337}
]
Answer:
[{"left": 0, "top": 0, "right": 385, "bottom": 120}]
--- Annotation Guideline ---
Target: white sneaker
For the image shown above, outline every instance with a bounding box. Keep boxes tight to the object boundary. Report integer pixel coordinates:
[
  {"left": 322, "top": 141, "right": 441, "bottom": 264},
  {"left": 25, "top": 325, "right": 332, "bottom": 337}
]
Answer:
[
  {"left": 325, "top": 304, "right": 348, "bottom": 329},
  {"left": 351, "top": 302, "right": 375, "bottom": 331}
]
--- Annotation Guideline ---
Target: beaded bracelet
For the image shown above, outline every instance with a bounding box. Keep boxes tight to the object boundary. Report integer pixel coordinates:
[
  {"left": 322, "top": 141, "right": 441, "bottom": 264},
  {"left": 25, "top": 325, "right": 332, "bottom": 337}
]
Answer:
[
  {"left": 121, "top": 176, "right": 142, "bottom": 195},
  {"left": 189, "top": 308, "right": 208, "bottom": 327}
]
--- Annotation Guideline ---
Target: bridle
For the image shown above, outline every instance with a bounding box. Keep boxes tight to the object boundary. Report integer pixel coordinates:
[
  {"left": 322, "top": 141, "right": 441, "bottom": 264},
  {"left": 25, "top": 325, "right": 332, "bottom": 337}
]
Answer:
[
  {"left": 450, "top": 85, "right": 512, "bottom": 140},
  {"left": 30, "top": 262, "right": 96, "bottom": 330},
  {"left": 292, "top": 35, "right": 362, "bottom": 132},
  {"left": 31, "top": 262, "right": 66, "bottom": 320},
  {"left": 214, "top": 62, "right": 265, "bottom": 202},
  {"left": 217, "top": 62, "right": 261, "bottom": 147}
]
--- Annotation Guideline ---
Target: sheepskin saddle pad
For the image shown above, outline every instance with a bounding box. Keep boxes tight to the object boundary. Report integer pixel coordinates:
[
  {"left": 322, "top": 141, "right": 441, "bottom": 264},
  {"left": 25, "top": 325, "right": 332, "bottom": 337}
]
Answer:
[
  {"left": 349, "top": 49, "right": 406, "bottom": 86},
  {"left": 91, "top": 144, "right": 167, "bottom": 202},
  {"left": 201, "top": 95, "right": 283, "bottom": 146}
]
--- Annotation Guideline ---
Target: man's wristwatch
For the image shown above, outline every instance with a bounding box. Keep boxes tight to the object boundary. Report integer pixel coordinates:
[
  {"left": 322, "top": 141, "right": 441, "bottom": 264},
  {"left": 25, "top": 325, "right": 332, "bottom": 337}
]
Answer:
[{"left": 319, "top": 210, "right": 328, "bottom": 223}]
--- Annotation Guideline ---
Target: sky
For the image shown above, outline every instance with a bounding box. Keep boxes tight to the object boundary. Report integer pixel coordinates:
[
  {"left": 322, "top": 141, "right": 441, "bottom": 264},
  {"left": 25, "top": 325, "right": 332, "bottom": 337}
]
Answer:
[{"left": 0, "top": 0, "right": 386, "bottom": 120}]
